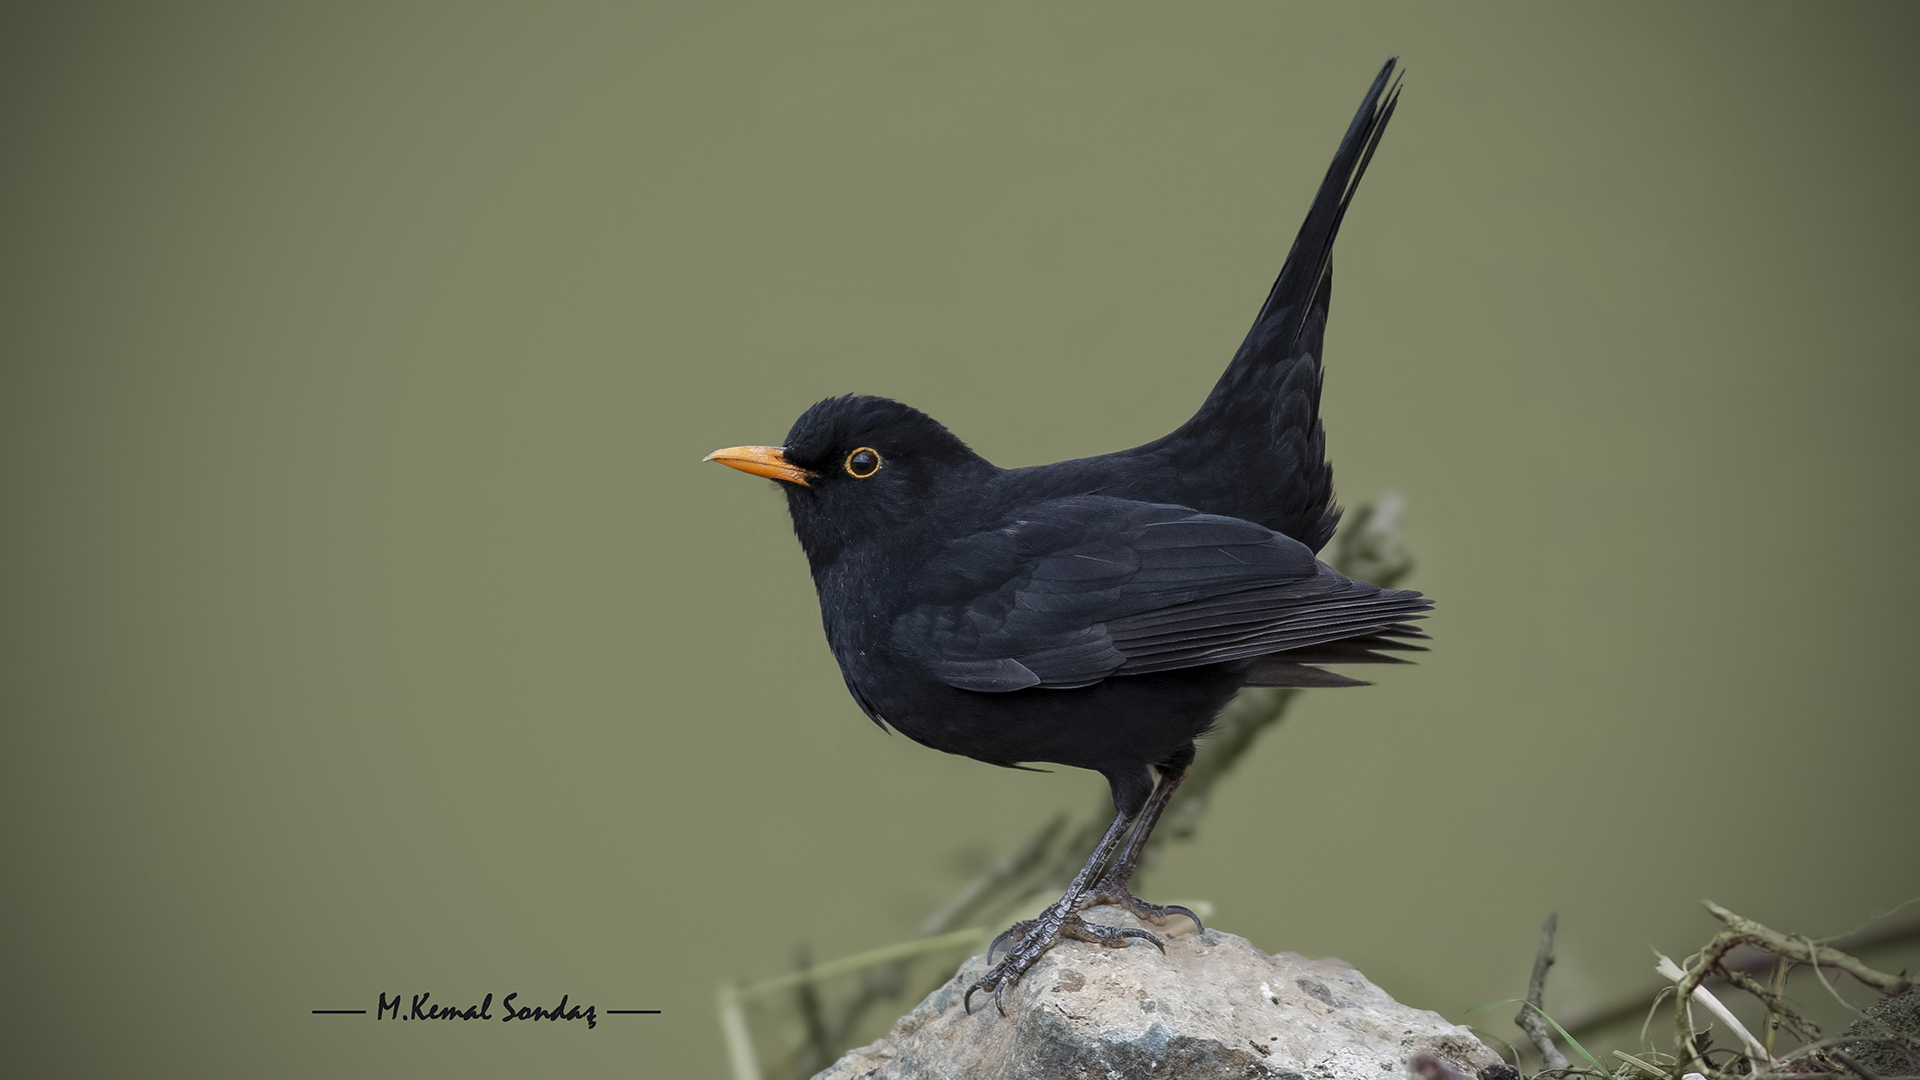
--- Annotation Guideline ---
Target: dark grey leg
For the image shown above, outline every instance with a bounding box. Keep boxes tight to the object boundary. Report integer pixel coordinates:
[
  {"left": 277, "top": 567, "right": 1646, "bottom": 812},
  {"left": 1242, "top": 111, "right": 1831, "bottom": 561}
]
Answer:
[
  {"left": 963, "top": 806, "right": 1165, "bottom": 1016},
  {"left": 1080, "top": 752, "right": 1204, "bottom": 934}
]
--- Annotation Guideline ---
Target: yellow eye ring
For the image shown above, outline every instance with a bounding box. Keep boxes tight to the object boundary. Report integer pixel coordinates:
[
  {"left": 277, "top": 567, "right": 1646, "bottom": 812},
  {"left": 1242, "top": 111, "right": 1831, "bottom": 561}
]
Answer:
[{"left": 844, "top": 447, "right": 883, "bottom": 478}]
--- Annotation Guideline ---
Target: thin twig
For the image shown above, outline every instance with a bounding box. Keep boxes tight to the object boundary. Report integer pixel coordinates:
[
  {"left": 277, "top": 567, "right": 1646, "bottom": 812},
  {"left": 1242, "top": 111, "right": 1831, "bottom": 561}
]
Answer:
[
  {"left": 917, "top": 814, "right": 1066, "bottom": 936},
  {"left": 1612, "top": 1049, "right": 1672, "bottom": 1078},
  {"left": 1829, "top": 1049, "right": 1884, "bottom": 1080},
  {"left": 1702, "top": 903, "right": 1913, "bottom": 997},
  {"left": 1096, "top": 492, "right": 1417, "bottom": 891},
  {"left": 1717, "top": 965, "right": 1820, "bottom": 1043},
  {"left": 732, "top": 927, "right": 987, "bottom": 1003},
  {"left": 1675, "top": 902, "right": 1913, "bottom": 1076},
  {"left": 717, "top": 981, "right": 763, "bottom": 1080},
  {"left": 792, "top": 947, "right": 833, "bottom": 1077},
  {"left": 1518, "top": 914, "right": 1570, "bottom": 1071},
  {"left": 1562, "top": 913, "right": 1920, "bottom": 1041},
  {"left": 1661, "top": 951, "right": 1769, "bottom": 1073},
  {"left": 1765, "top": 958, "right": 1788, "bottom": 1060}
]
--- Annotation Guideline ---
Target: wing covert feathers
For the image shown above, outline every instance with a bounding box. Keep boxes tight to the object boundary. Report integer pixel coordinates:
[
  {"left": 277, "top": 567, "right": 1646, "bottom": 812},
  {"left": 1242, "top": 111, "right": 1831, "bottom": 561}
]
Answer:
[{"left": 897, "top": 496, "right": 1429, "bottom": 694}]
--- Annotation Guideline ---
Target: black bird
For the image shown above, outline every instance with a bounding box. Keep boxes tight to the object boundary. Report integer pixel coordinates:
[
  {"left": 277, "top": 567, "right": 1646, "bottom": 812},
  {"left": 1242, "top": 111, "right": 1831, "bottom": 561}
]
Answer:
[{"left": 706, "top": 59, "right": 1423, "bottom": 1015}]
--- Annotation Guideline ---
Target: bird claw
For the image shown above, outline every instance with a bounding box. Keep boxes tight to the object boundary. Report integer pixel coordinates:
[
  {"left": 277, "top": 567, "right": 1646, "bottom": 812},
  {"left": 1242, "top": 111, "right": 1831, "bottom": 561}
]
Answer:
[
  {"left": 962, "top": 975, "right": 1015, "bottom": 1018},
  {"left": 964, "top": 905, "right": 1163, "bottom": 1016},
  {"left": 1105, "top": 925, "right": 1166, "bottom": 954},
  {"left": 1160, "top": 903, "right": 1205, "bottom": 936},
  {"left": 1080, "top": 878, "right": 1205, "bottom": 935},
  {"left": 986, "top": 920, "right": 1034, "bottom": 965}
]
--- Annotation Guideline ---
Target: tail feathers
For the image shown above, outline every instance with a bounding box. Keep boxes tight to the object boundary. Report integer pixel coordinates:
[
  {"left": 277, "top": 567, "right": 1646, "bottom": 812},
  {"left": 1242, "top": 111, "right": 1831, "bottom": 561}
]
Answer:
[
  {"left": 1237, "top": 623, "right": 1427, "bottom": 689},
  {"left": 1273, "top": 630, "right": 1427, "bottom": 665},
  {"left": 1257, "top": 57, "right": 1402, "bottom": 358},
  {"left": 1163, "top": 58, "right": 1403, "bottom": 554},
  {"left": 1240, "top": 659, "right": 1372, "bottom": 688}
]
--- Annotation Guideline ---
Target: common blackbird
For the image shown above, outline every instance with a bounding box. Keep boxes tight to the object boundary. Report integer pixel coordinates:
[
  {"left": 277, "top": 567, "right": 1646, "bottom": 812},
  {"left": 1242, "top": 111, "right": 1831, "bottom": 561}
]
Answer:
[{"left": 706, "top": 59, "right": 1425, "bottom": 1015}]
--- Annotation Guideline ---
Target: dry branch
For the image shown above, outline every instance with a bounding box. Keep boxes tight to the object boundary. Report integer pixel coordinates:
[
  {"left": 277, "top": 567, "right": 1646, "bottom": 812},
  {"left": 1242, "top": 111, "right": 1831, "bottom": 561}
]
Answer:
[
  {"left": 1517, "top": 914, "right": 1570, "bottom": 1071},
  {"left": 1673, "top": 901, "right": 1914, "bottom": 1078}
]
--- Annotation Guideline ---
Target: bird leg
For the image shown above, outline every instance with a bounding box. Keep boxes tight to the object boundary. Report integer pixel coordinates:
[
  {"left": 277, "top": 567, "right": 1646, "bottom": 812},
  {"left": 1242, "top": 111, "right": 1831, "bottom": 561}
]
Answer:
[
  {"left": 1078, "top": 765, "right": 1204, "bottom": 935},
  {"left": 964, "top": 808, "right": 1164, "bottom": 1016}
]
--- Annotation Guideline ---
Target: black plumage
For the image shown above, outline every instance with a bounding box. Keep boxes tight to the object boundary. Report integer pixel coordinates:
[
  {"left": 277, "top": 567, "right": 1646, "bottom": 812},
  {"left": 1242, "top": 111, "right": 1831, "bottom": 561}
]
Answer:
[{"left": 705, "top": 59, "right": 1421, "bottom": 1014}]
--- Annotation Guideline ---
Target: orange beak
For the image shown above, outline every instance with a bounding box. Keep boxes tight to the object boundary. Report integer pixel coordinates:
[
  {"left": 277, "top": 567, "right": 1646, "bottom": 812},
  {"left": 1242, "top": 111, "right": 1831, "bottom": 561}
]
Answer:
[{"left": 703, "top": 445, "right": 815, "bottom": 486}]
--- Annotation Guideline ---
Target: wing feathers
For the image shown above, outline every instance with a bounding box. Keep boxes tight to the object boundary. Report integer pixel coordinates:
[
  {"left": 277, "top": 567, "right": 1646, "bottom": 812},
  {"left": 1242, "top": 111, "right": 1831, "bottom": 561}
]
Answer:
[{"left": 898, "top": 496, "right": 1431, "bottom": 694}]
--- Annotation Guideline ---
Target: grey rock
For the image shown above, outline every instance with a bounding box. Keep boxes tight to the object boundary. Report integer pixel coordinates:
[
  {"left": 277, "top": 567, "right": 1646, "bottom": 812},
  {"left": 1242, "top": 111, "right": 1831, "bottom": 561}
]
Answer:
[{"left": 817, "top": 906, "right": 1499, "bottom": 1080}]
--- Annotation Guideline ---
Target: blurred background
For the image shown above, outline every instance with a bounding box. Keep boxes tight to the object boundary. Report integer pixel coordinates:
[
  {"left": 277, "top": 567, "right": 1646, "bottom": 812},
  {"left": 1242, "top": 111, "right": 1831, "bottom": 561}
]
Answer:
[{"left": 3, "top": 2, "right": 1916, "bottom": 1077}]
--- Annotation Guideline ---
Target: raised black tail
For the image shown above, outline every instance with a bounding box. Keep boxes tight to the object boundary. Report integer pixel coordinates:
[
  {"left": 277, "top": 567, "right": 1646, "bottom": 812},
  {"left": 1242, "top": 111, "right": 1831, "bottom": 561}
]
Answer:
[
  {"left": 1161, "top": 59, "right": 1402, "bottom": 554},
  {"left": 1252, "top": 58, "right": 1403, "bottom": 361}
]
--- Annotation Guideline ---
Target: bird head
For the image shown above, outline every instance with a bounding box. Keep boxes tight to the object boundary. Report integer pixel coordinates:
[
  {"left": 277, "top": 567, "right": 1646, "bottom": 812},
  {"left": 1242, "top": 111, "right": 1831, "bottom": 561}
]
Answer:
[{"left": 706, "top": 394, "right": 992, "bottom": 572}]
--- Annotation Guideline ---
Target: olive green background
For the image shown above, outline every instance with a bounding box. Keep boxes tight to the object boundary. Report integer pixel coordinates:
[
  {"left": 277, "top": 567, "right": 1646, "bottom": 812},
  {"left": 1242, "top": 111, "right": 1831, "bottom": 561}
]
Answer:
[{"left": 3, "top": 2, "right": 1916, "bottom": 1077}]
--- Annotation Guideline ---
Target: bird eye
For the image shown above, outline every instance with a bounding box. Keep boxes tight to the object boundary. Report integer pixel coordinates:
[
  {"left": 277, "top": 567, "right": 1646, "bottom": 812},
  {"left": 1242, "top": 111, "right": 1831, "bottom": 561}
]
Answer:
[{"left": 844, "top": 447, "right": 883, "bottom": 478}]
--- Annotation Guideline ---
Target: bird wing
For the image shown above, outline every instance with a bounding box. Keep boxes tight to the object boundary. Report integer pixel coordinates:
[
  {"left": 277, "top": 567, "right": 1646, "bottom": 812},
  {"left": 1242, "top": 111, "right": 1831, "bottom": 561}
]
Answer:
[{"left": 891, "top": 496, "right": 1428, "bottom": 693}]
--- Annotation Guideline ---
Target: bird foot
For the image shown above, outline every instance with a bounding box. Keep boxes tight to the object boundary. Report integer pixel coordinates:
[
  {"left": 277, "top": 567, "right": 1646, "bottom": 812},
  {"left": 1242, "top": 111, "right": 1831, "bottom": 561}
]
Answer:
[
  {"left": 1078, "top": 876, "right": 1205, "bottom": 935},
  {"left": 985, "top": 919, "right": 1036, "bottom": 966},
  {"left": 964, "top": 902, "right": 1163, "bottom": 1016}
]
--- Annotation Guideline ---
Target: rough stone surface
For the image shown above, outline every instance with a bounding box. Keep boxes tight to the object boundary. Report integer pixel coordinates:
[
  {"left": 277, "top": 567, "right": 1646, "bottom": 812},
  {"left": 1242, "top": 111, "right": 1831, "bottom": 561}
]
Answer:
[
  {"left": 817, "top": 906, "right": 1499, "bottom": 1080},
  {"left": 1787, "top": 988, "right": 1918, "bottom": 1077}
]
